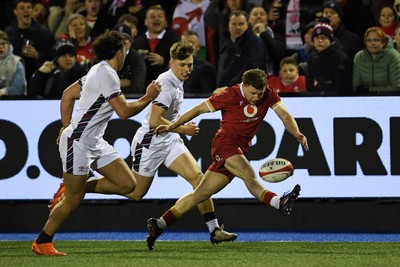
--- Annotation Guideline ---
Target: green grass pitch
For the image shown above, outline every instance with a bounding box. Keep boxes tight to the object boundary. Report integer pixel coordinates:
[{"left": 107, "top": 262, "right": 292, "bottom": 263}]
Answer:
[{"left": 1, "top": 241, "right": 400, "bottom": 267}]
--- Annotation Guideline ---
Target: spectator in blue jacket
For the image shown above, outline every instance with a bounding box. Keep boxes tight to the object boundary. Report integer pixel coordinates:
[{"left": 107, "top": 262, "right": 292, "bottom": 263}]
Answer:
[{"left": 0, "top": 30, "right": 26, "bottom": 97}]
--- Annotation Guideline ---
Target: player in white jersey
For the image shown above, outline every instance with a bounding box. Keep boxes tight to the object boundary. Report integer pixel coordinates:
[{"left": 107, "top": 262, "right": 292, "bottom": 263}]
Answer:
[
  {"left": 123, "top": 41, "right": 237, "bottom": 250},
  {"left": 32, "top": 31, "right": 161, "bottom": 256}
]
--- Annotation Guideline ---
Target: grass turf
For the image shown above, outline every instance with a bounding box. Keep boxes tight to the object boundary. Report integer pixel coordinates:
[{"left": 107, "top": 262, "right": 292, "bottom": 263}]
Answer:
[{"left": 1, "top": 241, "right": 400, "bottom": 267}]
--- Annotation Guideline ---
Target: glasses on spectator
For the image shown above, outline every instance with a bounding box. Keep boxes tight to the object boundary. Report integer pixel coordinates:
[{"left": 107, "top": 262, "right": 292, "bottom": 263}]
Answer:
[
  {"left": 0, "top": 41, "right": 9, "bottom": 46},
  {"left": 366, "top": 38, "right": 381, "bottom": 43}
]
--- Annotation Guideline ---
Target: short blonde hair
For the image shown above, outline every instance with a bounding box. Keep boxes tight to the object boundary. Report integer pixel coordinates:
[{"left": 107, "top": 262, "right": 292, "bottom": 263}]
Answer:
[{"left": 67, "top": 13, "right": 91, "bottom": 36}]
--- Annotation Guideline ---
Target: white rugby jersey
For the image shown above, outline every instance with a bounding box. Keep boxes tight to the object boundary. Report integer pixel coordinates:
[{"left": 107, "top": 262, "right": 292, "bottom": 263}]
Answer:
[
  {"left": 66, "top": 61, "right": 121, "bottom": 146},
  {"left": 133, "top": 69, "right": 183, "bottom": 147}
]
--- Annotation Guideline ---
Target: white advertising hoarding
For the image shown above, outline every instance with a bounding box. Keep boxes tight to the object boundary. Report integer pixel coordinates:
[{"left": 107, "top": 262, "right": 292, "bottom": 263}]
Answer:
[{"left": 0, "top": 96, "right": 399, "bottom": 199}]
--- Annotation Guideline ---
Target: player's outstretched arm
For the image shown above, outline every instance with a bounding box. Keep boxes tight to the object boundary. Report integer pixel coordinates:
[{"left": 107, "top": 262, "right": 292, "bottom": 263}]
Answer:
[
  {"left": 155, "top": 101, "right": 210, "bottom": 135},
  {"left": 110, "top": 81, "right": 161, "bottom": 119},
  {"left": 274, "top": 103, "right": 309, "bottom": 151}
]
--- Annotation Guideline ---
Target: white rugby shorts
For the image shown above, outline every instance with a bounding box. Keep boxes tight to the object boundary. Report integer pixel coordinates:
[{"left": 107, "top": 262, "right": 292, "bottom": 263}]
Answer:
[
  {"left": 59, "top": 133, "right": 120, "bottom": 175},
  {"left": 131, "top": 136, "right": 188, "bottom": 177}
]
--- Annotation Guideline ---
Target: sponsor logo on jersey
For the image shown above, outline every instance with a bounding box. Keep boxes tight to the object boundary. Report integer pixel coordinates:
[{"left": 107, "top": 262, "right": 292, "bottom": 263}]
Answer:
[{"left": 243, "top": 104, "right": 257, "bottom": 118}]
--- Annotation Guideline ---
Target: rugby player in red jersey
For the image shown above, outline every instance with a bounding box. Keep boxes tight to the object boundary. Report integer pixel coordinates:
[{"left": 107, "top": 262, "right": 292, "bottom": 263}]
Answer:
[{"left": 146, "top": 68, "right": 309, "bottom": 250}]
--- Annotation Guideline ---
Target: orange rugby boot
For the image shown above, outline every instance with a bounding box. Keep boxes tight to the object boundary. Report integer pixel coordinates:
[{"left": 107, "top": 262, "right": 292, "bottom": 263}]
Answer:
[{"left": 32, "top": 239, "right": 66, "bottom": 256}]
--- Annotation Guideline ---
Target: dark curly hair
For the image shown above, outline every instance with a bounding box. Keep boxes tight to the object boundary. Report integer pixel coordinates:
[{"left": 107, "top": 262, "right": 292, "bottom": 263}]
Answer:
[{"left": 93, "top": 31, "right": 125, "bottom": 61}]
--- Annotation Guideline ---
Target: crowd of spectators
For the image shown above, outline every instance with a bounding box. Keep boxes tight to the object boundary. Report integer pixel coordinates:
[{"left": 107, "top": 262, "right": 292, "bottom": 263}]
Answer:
[{"left": 1, "top": 0, "right": 400, "bottom": 98}]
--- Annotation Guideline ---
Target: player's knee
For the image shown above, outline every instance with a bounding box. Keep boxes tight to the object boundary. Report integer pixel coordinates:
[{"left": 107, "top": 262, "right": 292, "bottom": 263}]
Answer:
[
  {"left": 190, "top": 172, "right": 203, "bottom": 189},
  {"left": 193, "top": 190, "right": 210, "bottom": 203},
  {"left": 125, "top": 191, "right": 144, "bottom": 201},
  {"left": 119, "top": 178, "right": 136, "bottom": 195}
]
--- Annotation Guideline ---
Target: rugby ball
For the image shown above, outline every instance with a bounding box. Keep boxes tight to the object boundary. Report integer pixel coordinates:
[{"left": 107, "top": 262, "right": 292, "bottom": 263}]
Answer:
[{"left": 259, "top": 158, "right": 294, "bottom": 183}]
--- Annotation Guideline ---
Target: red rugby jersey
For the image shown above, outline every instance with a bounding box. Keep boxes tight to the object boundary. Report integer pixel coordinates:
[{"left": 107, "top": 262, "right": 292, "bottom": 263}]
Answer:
[{"left": 206, "top": 83, "right": 281, "bottom": 142}]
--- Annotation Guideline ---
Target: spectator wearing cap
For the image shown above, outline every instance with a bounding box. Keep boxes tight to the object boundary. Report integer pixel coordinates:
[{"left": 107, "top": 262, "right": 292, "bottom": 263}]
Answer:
[
  {"left": 353, "top": 27, "right": 400, "bottom": 93},
  {"left": 113, "top": 23, "right": 147, "bottom": 94},
  {"left": 306, "top": 18, "right": 352, "bottom": 93},
  {"left": 0, "top": 30, "right": 27, "bottom": 97},
  {"left": 322, "top": 0, "right": 362, "bottom": 60},
  {"left": 27, "top": 40, "right": 86, "bottom": 98}
]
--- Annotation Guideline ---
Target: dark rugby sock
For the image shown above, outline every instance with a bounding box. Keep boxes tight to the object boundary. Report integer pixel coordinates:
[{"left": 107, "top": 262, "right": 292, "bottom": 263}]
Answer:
[{"left": 36, "top": 230, "right": 53, "bottom": 244}]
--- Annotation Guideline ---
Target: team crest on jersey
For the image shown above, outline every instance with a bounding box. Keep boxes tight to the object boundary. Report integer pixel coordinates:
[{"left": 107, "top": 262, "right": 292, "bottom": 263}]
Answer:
[{"left": 243, "top": 104, "right": 257, "bottom": 118}]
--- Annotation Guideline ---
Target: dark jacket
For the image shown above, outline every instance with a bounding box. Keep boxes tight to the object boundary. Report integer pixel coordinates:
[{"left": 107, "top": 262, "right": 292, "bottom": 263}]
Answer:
[
  {"left": 184, "top": 56, "right": 216, "bottom": 95},
  {"left": 217, "top": 27, "right": 266, "bottom": 87},
  {"left": 259, "top": 28, "right": 286, "bottom": 75},
  {"left": 5, "top": 19, "right": 55, "bottom": 81},
  {"left": 333, "top": 23, "right": 363, "bottom": 60},
  {"left": 307, "top": 43, "right": 352, "bottom": 93},
  {"left": 28, "top": 61, "right": 86, "bottom": 99},
  {"left": 132, "top": 30, "right": 180, "bottom": 85},
  {"left": 118, "top": 49, "right": 147, "bottom": 95}
]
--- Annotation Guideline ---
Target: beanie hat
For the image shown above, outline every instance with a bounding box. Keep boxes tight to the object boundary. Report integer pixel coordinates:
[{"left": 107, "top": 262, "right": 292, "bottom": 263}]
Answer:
[
  {"left": 112, "top": 23, "right": 133, "bottom": 42},
  {"left": 323, "top": 0, "right": 344, "bottom": 21},
  {"left": 312, "top": 18, "right": 334, "bottom": 42},
  {"left": 55, "top": 40, "right": 76, "bottom": 59}
]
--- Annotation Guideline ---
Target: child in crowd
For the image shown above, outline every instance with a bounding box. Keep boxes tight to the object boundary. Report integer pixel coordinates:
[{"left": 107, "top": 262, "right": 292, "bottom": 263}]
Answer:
[{"left": 267, "top": 57, "right": 306, "bottom": 93}]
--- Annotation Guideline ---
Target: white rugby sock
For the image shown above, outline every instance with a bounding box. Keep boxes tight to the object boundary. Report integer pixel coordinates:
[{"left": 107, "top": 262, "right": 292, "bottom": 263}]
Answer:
[
  {"left": 157, "top": 218, "right": 167, "bottom": 229},
  {"left": 206, "top": 219, "right": 220, "bottom": 233},
  {"left": 270, "top": 196, "right": 280, "bottom": 209}
]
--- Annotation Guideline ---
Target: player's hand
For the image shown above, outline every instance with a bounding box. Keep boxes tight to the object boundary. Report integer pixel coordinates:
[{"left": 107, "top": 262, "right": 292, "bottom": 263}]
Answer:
[
  {"left": 154, "top": 124, "right": 171, "bottom": 136},
  {"left": 145, "top": 80, "right": 161, "bottom": 100},
  {"left": 296, "top": 132, "right": 309, "bottom": 151},
  {"left": 183, "top": 122, "right": 199, "bottom": 136}
]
